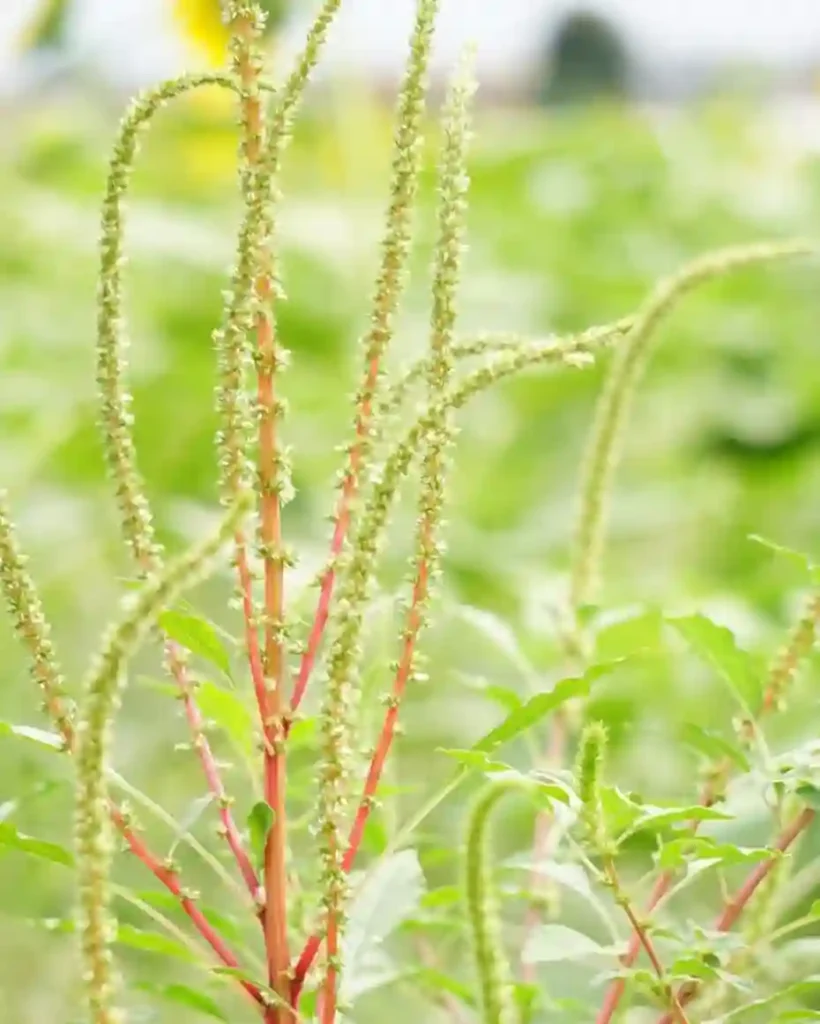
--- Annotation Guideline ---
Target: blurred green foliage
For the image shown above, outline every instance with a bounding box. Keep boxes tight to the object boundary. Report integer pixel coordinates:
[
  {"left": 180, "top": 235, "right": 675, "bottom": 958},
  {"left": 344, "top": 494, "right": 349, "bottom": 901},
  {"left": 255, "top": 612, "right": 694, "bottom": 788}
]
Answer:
[{"left": 1, "top": 89, "right": 820, "bottom": 1022}]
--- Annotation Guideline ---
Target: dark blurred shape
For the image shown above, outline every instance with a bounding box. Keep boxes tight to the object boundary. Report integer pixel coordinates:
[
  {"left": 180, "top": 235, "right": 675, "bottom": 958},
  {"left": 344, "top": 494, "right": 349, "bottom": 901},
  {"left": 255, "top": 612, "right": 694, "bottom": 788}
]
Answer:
[
  {"left": 700, "top": 422, "right": 820, "bottom": 467},
  {"left": 538, "top": 9, "right": 630, "bottom": 105}
]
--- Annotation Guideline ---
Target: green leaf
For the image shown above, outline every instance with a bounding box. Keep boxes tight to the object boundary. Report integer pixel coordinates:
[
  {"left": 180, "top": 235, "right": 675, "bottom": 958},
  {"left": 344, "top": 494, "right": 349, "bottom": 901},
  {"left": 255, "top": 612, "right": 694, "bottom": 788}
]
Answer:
[
  {"left": 617, "top": 803, "right": 732, "bottom": 843},
  {"left": 39, "top": 917, "right": 196, "bottom": 961},
  {"left": 668, "top": 614, "right": 762, "bottom": 713},
  {"left": 247, "top": 801, "right": 274, "bottom": 872},
  {"left": 414, "top": 966, "right": 475, "bottom": 1006},
  {"left": 168, "top": 795, "right": 214, "bottom": 858},
  {"left": 599, "top": 786, "right": 645, "bottom": 836},
  {"left": 680, "top": 723, "right": 750, "bottom": 772},
  {"left": 209, "top": 967, "right": 280, "bottom": 1006},
  {"left": 135, "top": 981, "right": 228, "bottom": 1021},
  {"left": 341, "top": 850, "right": 425, "bottom": 1002},
  {"left": 748, "top": 534, "right": 820, "bottom": 583},
  {"left": 0, "top": 721, "right": 63, "bottom": 749},
  {"left": 522, "top": 924, "right": 619, "bottom": 964},
  {"left": 472, "top": 664, "right": 616, "bottom": 755},
  {"left": 455, "top": 675, "right": 522, "bottom": 713},
  {"left": 0, "top": 822, "right": 73, "bottom": 866},
  {"left": 657, "top": 836, "right": 771, "bottom": 871},
  {"left": 449, "top": 604, "right": 537, "bottom": 682},
  {"left": 437, "top": 749, "right": 510, "bottom": 773},
  {"left": 129, "top": 891, "right": 242, "bottom": 942},
  {"left": 594, "top": 606, "right": 665, "bottom": 659},
  {"left": 197, "top": 681, "right": 255, "bottom": 754},
  {"left": 158, "top": 610, "right": 232, "bottom": 678},
  {"left": 715, "top": 976, "right": 820, "bottom": 1022},
  {"left": 796, "top": 784, "right": 820, "bottom": 811}
]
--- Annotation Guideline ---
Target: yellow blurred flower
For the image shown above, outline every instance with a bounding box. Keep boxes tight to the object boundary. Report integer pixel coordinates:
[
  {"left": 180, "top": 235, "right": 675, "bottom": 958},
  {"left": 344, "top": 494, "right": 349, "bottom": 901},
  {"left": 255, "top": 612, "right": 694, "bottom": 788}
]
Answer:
[
  {"left": 173, "top": 0, "right": 231, "bottom": 67},
  {"left": 172, "top": 0, "right": 287, "bottom": 67}
]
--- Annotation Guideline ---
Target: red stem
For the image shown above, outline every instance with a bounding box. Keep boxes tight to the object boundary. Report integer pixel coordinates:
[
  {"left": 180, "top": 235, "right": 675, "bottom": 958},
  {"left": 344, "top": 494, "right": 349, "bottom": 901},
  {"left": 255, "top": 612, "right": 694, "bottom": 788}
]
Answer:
[
  {"left": 605, "top": 860, "right": 690, "bottom": 1024},
  {"left": 109, "top": 803, "right": 265, "bottom": 1009},
  {"left": 288, "top": 356, "right": 379, "bottom": 719},
  {"left": 229, "top": 11, "right": 290, "bottom": 1019},
  {"left": 30, "top": 646, "right": 260, "bottom": 1008},
  {"left": 653, "top": 807, "right": 815, "bottom": 1024},
  {"left": 595, "top": 623, "right": 814, "bottom": 1024},
  {"left": 595, "top": 783, "right": 721, "bottom": 1024},
  {"left": 520, "top": 710, "right": 567, "bottom": 984},
  {"left": 165, "top": 640, "right": 261, "bottom": 907},
  {"left": 291, "top": 549, "right": 432, "bottom": 1000},
  {"left": 234, "top": 536, "right": 269, "bottom": 733}
]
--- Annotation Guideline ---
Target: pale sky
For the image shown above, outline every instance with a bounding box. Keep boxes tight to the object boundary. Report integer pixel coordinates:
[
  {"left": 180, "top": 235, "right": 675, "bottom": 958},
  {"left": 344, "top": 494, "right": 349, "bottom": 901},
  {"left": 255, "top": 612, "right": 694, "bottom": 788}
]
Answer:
[{"left": 2, "top": 0, "right": 820, "bottom": 94}]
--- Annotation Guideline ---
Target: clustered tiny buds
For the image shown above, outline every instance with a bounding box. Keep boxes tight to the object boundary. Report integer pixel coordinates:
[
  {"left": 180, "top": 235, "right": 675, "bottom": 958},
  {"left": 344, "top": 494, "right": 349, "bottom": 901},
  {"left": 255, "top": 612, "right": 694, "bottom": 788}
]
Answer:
[
  {"left": 75, "top": 494, "right": 250, "bottom": 1021},
  {"left": 575, "top": 721, "right": 613, "bottom": 859},
  {"left": 465, "top": 779, "right": 527, "bottom": 1024},
  {"left": 571, "top": 239, "right": 816, "bottom": 618},
  {"left": 315, "top": 4, "right": 440, "bottom": 1011},
  {"left": 0, "top": 492, "right": 75, "bottom": 746},
  {"left": 2, "top": 0, "right": 819, "bottom": 1021}
]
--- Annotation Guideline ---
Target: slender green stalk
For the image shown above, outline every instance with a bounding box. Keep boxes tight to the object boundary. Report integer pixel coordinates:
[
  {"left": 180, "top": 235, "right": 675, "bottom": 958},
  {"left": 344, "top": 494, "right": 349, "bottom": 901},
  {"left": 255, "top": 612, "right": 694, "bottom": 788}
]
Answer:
[
  {"left": 342, "top": 45, "right": 476, "bottom": 883},
  {"left": 465, "top": 779, "right": 526, "bottom": 1024},
  {"left": 0, "top": 491, "right": 75, "bottom": 746},
  {"left": 577, "top": 725, "right": 687, "bottom": 1024},
  {"left": 291, "top": 0, "right": 441, "bottom": 723},
  {"left": 571, "top": 239, "right": 817, "bottom": 615},
  {"left": 74, "top": 494, "right": 250, "bottom": 1024}
]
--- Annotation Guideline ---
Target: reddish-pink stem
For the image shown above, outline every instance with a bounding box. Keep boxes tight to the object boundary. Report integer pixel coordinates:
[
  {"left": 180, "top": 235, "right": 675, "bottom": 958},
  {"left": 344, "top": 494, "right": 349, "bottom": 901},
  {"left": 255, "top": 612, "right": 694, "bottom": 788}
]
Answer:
[
  {"left": 595, "top": 867, "right": 680, "bottom": 1024},
  {"left": 291, "top": 555, "right": 431, "bottom": 1000},
  {"left": 234, "top": 536, "right": 269, "bottom": 727},
  {"left": 521, "top": 710, "right": 567, "bottom": 984},
  {"left": 109, "top": 803, "right": 265, "bottom": 1009},
  {"left": 27, "top": 651, "right": 260, "bottom": 1007},
  {"left": 653, "top": 807, "right": 815, "bottom": 1024},
  {"left": 595, "top": 778, "right": 724, "bottom": 1024},
  {"left": 164, "top": 639, "right": 261, "bottom": 907},
  {"left": 596, "top": 665, "right": 802, "bottom": 1024},
  {"left": 604, "top": 860, "right": 690, "bottom": 1024},
  {"left": 288, "top": 356, "right": 379, "bottom": 719}
]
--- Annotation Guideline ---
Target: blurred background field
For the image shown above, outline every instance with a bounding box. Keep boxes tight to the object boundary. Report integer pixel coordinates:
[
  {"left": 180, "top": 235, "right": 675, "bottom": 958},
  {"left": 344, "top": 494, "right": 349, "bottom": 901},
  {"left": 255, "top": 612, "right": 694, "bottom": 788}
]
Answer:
[{"left": 2, "top": 2, "right": 820, "bottom": 1022}]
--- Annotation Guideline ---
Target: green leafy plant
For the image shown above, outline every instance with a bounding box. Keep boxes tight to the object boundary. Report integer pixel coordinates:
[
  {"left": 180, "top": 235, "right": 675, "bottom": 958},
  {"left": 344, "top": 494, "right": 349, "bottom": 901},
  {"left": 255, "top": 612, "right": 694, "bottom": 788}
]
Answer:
[{"left": 2, "top": 1, "right": 820, "bottom": 1023}]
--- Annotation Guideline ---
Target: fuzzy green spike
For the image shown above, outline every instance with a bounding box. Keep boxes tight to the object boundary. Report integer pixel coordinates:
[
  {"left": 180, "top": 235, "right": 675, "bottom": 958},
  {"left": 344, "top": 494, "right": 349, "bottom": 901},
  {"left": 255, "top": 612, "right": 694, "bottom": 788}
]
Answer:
[
  {"left": 465, "top": 779, "right": 527, "bottom": 1024},
  {"left": 398, "top": 46, "right": 476, "bottom": 669},
  {"left": 763, "top": 591, "right": 820, "bottom": 713},
  {"left": 269, "top": 0, "right": 342, "bottom": 149},
  {"left": 571, "top": 239, "right": 818, "bottom": 615},
  {"left": 214, "top": 1, "right": 342, "bottom": 508},
  {"left": 313, "top": 320, "right": 625, "bottom": 775},
  {"left": 95, "top": 70, "right": 275, "bottom": 571},
  {"left": 315, "top": 1, "right": 442, "bottom": 995},
  {"left": 377, "top": 317, "right": 632, "bottom": 428},
  {"left": 0, "top": 491, "right": 74, "bottom": 746},
  {"left": 74, "top": 494, "right": 250, "bottom": 1024},
  {"left": 575, "top": 721, "right": 611, "bottom": 856}
]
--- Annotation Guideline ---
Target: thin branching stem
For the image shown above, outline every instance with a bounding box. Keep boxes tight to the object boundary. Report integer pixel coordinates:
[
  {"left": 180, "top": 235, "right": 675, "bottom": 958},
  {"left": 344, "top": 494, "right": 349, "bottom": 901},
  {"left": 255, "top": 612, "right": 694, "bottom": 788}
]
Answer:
[
  {"left": 95, "top": 68, "right": 278, "bottom": 911},
  {"left": 652, "top": 807, "right": 815, "bottom": 1024},
  {"left": 465, "top": 779, "right": 526, "bottom": 1024},
  {"left": 75, "top": 495, "right": 251, "bottom": 1023},
  {"left": 596, "top": 503, "right": 820, "bottom": 1024},
  {"left": 292, "top": 323, "right": 623, "bottom": 999},
  {"left": 0, "top": 493, "right": 261, "bottom": 1000},
  {"left": 571, "top": 240, "right": 817, "bottom": 616},
  {"left": 289, "top": 0, "right": 440, "bottom": 722}
]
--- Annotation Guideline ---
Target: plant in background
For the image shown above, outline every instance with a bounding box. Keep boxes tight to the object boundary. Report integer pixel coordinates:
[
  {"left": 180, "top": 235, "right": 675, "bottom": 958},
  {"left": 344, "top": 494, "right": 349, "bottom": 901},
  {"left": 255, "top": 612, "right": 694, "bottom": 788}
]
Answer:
[{"left": 1, "top": 1, "right": 819, "bottom": 1022}]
